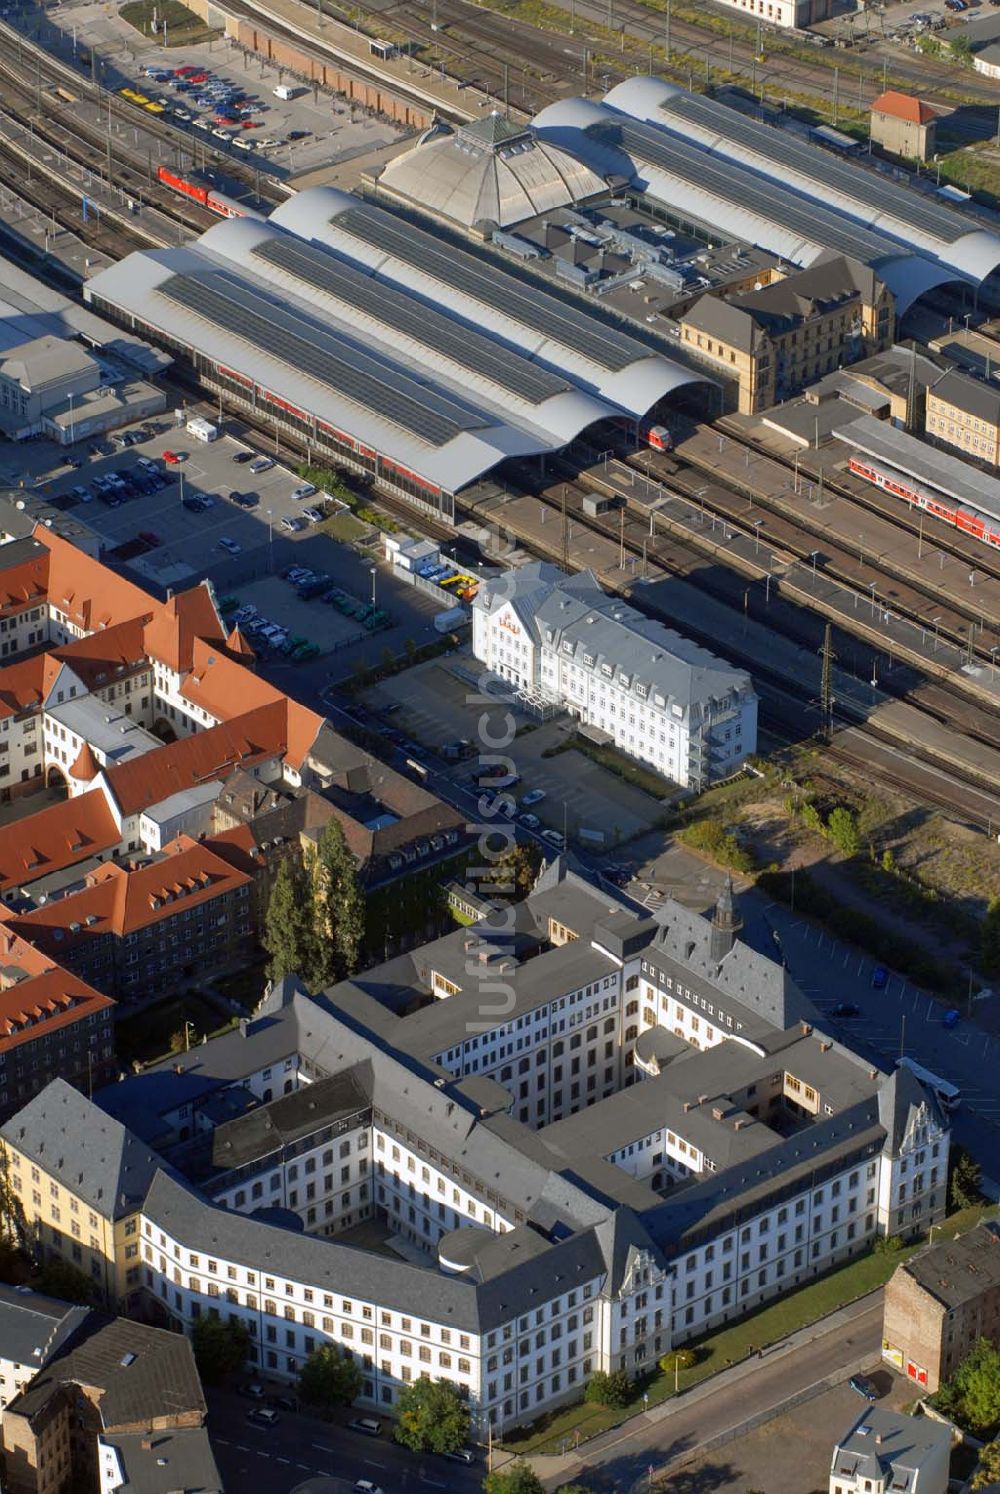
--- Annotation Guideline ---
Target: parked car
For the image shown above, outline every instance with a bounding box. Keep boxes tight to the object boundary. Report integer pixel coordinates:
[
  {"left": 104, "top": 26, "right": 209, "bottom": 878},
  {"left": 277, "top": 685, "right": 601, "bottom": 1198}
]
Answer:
[
  {"left": 943, "top": 1008, "right": 961, "bottom": 1029},
  {"left": 238, "top": 1383, "right": 266, "bottom": 1399},
  {"left": 519, "top": 813, "right": 540, "bottom": 830},
  {"left": 247, "top": 1408, "right": 280, "bottom": 1427},
  {"left": 231, "top": 490, "right": 259, "bottom": 509},
  {"left": 302, "top": 506, "right": 324, "bottom": 524},
  {"left": 849, "top": 1374, "right": 876, "bottom": 1401},
  {"left": 231, "top": 449, "right": 252, "bottom": 463},
  {"left": 292, "top": 482, "right": 316, "bottom": 500},
  {"left": 162, "top": 449, "right": 184, "bottom": 464},
  {"left": 521, "top": 788, "right": 546, "bottom": 807},
  {"left": 541, "top": 829, "right": 565, "bottom": 849},
  {"left": 280, "top": 515, "right": 305, "bottom": 533},
  {"left": 353, "top": 1483, "right": 384, "bottom": 1494},
  {"left": 348, "top": 1417, "right": 382, "bottom": 1437},
  {"left": 249, "top": 456, "right": 274, "bottom": 474},
  {"left": 440, "top": 1449, "right": 475, "bottom": 1464},
  {"left": 871, "top": 966, "right": 888, "bottom": 990},
  {"left": 218, "top": 537, "right": 242, "bottom": 555},
  {"left": 137, "top": 531, "right": 161, "bottom": 546},
  {"left": 831, "top": 1003, "right": 860, "bottom": 1019}
]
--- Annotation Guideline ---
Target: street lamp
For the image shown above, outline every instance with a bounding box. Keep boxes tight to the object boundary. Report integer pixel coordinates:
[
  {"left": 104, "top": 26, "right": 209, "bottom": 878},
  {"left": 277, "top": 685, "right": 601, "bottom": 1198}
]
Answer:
[
  {"left": 869, "top": 580, "right": 877, "bottom": 617},
  {"left": 809, "top": 549, "right": 819, "bottom": 588},
  {"left": 266, "top": 509, "right": 273, "bottom": 573},
  {"left": 752, "top": 517, "right": 763, "bottom": 556},
  {"left": 370, "top": 565, "right": 376, "bottom": 607}
]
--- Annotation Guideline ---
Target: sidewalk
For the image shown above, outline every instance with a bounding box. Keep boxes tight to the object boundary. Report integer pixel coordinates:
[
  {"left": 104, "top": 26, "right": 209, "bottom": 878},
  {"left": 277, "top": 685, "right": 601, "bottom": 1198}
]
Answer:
[{"left": 496, "top": 1291, "right": 882, "bottom": 1487}]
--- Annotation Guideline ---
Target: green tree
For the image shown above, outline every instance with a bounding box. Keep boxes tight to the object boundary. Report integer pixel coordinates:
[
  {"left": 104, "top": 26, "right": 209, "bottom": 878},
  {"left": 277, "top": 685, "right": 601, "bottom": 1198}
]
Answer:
[
  {"left": 584, "top": 1369, "right": 633, "bottom": 1409},
  {"left": 982, "top": 898, "right": 1000, "bottom": 978},
  {"left": 949, "top": 1144, "right": 984, "bottom": 1212},
  {"left": 393, "top": 1378, "right": 470, "bottom": 1453},
  {"left": 483, "top": 1464, "right": 545, "bottom": 1494},
  {"left": 34, "top": 1259, "right": 97, "bottom": 1304},
  {"left": 949, "top": 33, "right": 973, "bottom": 62},
  {"left": 310, "top": 817, "right": 364, "bottom": 986},
  {"left": 826, "top": 806, "right": 859, "bottom": 856},
  {"left": 971, "top": 1438, "right": 1000, "bottom": 1489},
  {"left": 492, "top": 841, "right": 542, "bottom": 901},
  {"left": 298, "top": 1343, "right": 363, "bottom": 1410},
  {"left": 937, "top": 1339, "right": 1000, "bottom": 1436},
  {"left": 191, "top": 1316, "right": 250, "bottom": 1385},
  {"left": 263, "top": 855, "right": 317, "bottom": 984}
]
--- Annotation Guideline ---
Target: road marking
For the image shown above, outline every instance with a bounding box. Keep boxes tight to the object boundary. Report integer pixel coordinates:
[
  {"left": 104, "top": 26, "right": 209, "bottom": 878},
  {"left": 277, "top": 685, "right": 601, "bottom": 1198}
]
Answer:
[
  {"left": 214, "top": 1438, "right": 231, "bottom": 1446},
  {"left": 275, "top": 1457, "right": 291, "bottom": 1464},
  {"left": 235, "top": 1445, "right": 251, "bottom": 1453},
  {"left": 363, "top": 1459, "right": 387, "bottom": 1469},
  {"left": 420, "top": 1479, "right": 447, "bottom": 1488}
]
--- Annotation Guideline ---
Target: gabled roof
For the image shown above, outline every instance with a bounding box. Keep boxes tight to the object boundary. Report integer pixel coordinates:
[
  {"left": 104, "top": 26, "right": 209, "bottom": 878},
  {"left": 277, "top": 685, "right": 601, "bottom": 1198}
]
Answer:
[
  {"left": 0, "top": 1077, "right": 164, "bottom": 1219},
  {"left": 0, "top": 540, "right": 49, "bottom": 617},
  {"left": 33, "top": 528, "right": 153, "bottom": 633},
  {"left": 0, "top": 788, "right": 120, "bottom": 894},
  {"left": 103, "top": 702, "right": 288, "bottom": 817},
  {"left": 179, "top": 639, "right": 324, "bottom": 770},
  {"left": 871, "top": 90, "right": 940, "bottom": 126},
  {"left": 49, "top": 618, "right": 149, "bottom": 691},
  {"left": 142, "top": 583, "right": 224, "bottom": 674},
  {"left": 0, "top": 1284, "right": 91, "bottom": 1374},
  {"left": 877, "top": 1064, "right": 945, "bottom": 1152}
]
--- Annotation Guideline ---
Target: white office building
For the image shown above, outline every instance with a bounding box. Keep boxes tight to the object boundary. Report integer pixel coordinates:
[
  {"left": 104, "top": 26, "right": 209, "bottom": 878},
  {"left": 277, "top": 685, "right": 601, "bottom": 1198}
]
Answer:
[{"left": 472, "top": 563, "right": 757, "bottom": 788}]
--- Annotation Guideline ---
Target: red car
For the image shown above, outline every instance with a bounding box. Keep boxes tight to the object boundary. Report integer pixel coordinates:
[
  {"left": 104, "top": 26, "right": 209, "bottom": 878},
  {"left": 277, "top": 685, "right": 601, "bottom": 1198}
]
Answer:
[
  {"left": 162, "top": 450, "right": 185, "bottom": 465},
  {"left": 240, "top": 119, "right": 260, "bottom": 128},
  {"left": 174, "top": 65, "right": 198, "bottom": 75},
  {"left": 138, "top": 530, "right": 161, "bottom": 546},
  {"left": 188, "top": 71, "right": 208, "bottom": 84},
  {"left": 213, "top": 114, "right": 237, "bottom": 126}
]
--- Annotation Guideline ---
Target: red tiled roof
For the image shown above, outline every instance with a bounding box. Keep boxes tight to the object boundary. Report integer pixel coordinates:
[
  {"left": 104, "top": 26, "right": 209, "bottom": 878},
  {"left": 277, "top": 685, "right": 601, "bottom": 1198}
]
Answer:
[
  {"left": 0, "top": 789, "right": 121, "bottom": 895},
  {"left": 0, "top": 967, "right": 113, "bottom": 1051},
  {"left": 0, "top": 551, "right": 49, "bottom": 617},
  {"left": 871, "top": 90, "right": 939, "bottom": 125},
  {"left": 49, "top": 618, "right": 149, "bottom": 692},
  {"left": 181, "top": 639, "right": 323, "bottom": 771},
  {"left": 104, "top": 702, "right": 289, "bottom": 817},
  {"left": 142, "top": 584, "right": 224, "bottom": 674},
  {"left": 226, "top": 626, "right": 255, "bottom": 659},
  {"left": 33, "top": 527, "right": 153, "bottom": 633},
  {"left": 9, "top": 834, "right": 252, "bottom": 948},
  {"left": 69, "top": 741, "right": 100, "bottom": 782},
  {"left": 0, "top": 656, "right": 49, "bottom": 719}
]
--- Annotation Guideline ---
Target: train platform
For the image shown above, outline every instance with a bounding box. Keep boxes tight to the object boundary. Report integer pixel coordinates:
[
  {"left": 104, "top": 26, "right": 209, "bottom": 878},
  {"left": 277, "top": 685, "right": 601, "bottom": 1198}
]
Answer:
[{"left": 679, "top": 423, "right": 1000, "bottom": 635}]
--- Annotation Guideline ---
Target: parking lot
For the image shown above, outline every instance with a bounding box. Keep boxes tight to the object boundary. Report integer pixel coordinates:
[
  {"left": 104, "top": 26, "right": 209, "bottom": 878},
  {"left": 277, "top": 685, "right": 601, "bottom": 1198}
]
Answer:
[
  {"left": 366, "top": 658, "right": 668, "bottom": 847},
  {"left": 14, "top": 0, "right": 405, "bottom": 185}
]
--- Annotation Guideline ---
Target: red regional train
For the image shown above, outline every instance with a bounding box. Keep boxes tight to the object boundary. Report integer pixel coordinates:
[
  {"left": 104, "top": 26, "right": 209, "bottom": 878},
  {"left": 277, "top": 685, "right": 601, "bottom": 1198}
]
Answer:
[
  {"left": 848, "top": 453, "right": 1000, "bottom": 551},
  {"left": 157, "top": 166, "right": 265, "bottom": 221}
]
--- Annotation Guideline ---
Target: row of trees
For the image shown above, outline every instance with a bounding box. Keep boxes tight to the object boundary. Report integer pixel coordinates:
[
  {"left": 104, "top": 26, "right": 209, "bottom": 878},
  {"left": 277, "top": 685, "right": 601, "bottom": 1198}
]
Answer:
[{"left": 263, "top": 819, "right": 365, "bottom": 989}]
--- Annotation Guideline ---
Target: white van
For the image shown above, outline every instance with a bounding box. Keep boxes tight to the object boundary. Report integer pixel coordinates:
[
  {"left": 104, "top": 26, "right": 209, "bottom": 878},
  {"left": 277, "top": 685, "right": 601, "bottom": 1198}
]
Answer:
[
  {"left": 186, "top": 417, "right": 219, "bottom": 443},
  {"left": 273, "top": 84, "right": 299, "bottom": 100}
]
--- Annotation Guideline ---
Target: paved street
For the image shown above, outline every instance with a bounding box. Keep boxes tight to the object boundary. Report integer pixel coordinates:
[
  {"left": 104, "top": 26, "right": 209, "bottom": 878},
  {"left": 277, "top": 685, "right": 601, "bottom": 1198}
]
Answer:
[
  {"left": 206, "top": 1390, "right": 483, "bottom": 1494},
  {"left": 523, "top": 1295, "right": 884, "bottom": 1491}
]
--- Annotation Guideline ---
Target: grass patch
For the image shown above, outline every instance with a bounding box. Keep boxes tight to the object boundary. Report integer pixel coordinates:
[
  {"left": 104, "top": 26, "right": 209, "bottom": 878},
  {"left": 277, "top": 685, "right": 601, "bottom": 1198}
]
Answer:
[
  {"left": 116, "top": 991, "right": 236, "bottom": 1067},
  {"left": 119, "top": 0, "right": 219, "bottom": 45},
  {"left": 506, "top": 1204, "right": 1000, "bottom": 1455},
  {"left": 570, "top": 733, "right": 675, "bottom": 799},
  {"left": 321, "top": 510, "right": 368, "bottom": 544}
]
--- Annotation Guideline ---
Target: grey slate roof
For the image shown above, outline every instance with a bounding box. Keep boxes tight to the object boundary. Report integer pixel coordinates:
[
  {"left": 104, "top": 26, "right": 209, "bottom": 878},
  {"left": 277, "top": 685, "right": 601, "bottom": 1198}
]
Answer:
[
  {"left": 0, "top": 1285, "right": 90, "bottom": 1373},
  {"left": 102, "top": 1428, "right": 222, "bottom": 1494},
  {"left": 832, "top": 1406, "right": 950, "bottom": 1487},
  {"left": 0, "top": 1078, "right": 165, "bottom": 1220},
  {"left": 929, "top": 367, "right": 1000, "bottom": 423},
  {"left": 477, "top": 563, "right": 752, "bottom": 723},
  {"left": 878, "top": 1065, "right": 946, "bottom": 1154}
]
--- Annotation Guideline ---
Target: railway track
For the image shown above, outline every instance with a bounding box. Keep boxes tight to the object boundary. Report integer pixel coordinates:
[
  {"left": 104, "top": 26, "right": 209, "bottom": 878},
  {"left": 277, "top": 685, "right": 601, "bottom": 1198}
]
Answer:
[
  {"left": 604, "top": 449, "right": 1000, "bottom": 668},
  {"left": 0, "top": 21, "right": 281, "bottom": 225},
  {"left": 708, "top": 421, "right": 1000, "bottom": 592}
]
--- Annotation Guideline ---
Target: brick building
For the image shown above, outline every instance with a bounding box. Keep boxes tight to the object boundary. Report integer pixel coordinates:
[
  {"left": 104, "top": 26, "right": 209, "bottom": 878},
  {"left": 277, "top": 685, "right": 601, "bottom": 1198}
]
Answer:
[
  {"left": 881, "top": 1221, "right": 1000, "bottom": 1391},
  {"left": 1, "top": 1313, "right": 217, "bottom": 1494}
]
